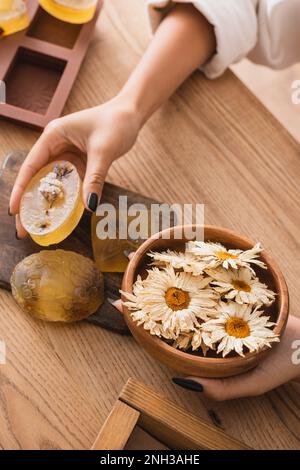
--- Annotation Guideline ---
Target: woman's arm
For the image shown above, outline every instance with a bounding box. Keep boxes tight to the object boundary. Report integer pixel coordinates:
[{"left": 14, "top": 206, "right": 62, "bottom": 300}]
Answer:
[
  {"left": 9, "top": 4, "right": 215, "bottom": 229},
  {"left": 121, "top": 3, "right": 216, "bottom": 125}
]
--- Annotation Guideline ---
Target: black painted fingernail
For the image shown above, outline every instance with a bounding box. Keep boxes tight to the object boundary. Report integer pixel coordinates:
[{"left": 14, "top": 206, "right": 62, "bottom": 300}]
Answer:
[
  {"left": 123, "top": 249, "right": 133, "bottom": 259},
  {"left": 172, "top": 378, "right": 203, "bottom": 392},
  {"left": 87, "top": 193, "right": 98, "bottom": 212},
  {"left": 8, "top": 207, "right": 12, "bottom": 216},
  {"left": 15, "top": 230, "right": 20, "bottom": 240}
]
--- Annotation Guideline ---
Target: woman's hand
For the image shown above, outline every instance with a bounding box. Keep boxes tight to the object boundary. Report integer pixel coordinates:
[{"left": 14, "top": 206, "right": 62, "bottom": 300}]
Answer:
[
  {"left": 9, "top": 3, "right": 215, "bottom": 238},
  {"left": 172, "top": 315, "right": 300, "bottom": 400},
  {"left": 9, "top": 94, "right": 142, "bottom": 237}
]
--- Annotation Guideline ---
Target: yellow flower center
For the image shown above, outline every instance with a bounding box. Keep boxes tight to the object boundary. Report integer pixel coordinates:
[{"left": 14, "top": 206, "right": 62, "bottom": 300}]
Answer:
[
  {"left": 165, "top": 287, "right": 190, "bottom": 311},
  {"left": 215, "top": 251, "right": 237, "bottom": 261},
  {"left": 225, "top": 317, "right": 250, "bottom": 338},
  {"left": 232, "top": 280, "right": 251, "bottom": 292}
]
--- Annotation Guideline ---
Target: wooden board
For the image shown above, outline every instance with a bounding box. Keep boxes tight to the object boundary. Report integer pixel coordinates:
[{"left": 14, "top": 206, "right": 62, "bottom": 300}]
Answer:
[
  {"left": 0, "top": 0, "right": 103, "bottom": 128},
  {"left": 0, "top": 150, "right": 161, "bottom": 334},
  {"left": 92, "top": 378, "right": 250, "bottom": 450}
]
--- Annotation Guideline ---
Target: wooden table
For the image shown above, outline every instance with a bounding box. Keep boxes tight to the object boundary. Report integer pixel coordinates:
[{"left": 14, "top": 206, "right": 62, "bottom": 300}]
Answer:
[{"left": 0, "top": 0, "right": 299, "bottom": 450}]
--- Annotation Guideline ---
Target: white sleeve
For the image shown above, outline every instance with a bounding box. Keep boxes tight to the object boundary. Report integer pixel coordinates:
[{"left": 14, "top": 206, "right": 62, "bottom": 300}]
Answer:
[
  {"left": 249, "top": 0, "right": 300, "bottom": 69},
  {"left": 147, "top": 0, "right": 258, "bottom": 79}
]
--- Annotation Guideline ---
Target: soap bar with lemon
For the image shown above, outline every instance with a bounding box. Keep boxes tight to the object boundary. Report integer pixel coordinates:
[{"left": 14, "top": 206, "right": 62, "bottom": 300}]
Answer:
[
  {"left": 20, "top": 161, "right": 84, "bottom": 246},
  {"left": 0, "top": 0, "right": 29, "bottom": 37},
  {"left": 11, "top": 250, "right": 104, "bottom": 322}
]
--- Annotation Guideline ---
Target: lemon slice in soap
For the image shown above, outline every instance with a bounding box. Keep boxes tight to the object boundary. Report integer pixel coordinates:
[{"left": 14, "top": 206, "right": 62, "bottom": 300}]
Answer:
[{"left": 20, "top": 161, "right": 84, "bottom": 246}]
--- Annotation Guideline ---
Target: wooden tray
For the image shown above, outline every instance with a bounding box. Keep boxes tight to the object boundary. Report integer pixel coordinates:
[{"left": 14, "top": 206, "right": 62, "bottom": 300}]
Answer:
[
  {"left": 0, "top": 150, "right": 161, "bottom": 334},
  {"left": 0, "top": 0, "right": 103, "bottom": 128},
  {"left": 91, "top": 378, "right": 251, "bottom": 450}
]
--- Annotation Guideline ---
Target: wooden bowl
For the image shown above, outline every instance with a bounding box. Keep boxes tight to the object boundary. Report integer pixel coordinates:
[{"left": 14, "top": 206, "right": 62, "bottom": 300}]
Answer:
[{"left": 121, "top": 225, "right": 289, "bottom": 378}]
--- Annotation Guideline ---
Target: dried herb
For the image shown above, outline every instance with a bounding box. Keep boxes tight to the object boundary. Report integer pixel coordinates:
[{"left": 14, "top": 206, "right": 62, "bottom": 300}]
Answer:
[{"left": 54, "top": 163, "right": 73, "bottom": 179}]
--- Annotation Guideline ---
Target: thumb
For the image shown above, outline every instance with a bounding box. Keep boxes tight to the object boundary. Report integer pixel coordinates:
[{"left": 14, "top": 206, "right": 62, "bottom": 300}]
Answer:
[
  {"left": 9, "top": 129, "right": 53, "bottom": 215},
  {"left": 173, "top": 366, "right": 265, "bottom": 401},
  {"left": 83, "top": 150, "right": 111, "bottom": 212}
]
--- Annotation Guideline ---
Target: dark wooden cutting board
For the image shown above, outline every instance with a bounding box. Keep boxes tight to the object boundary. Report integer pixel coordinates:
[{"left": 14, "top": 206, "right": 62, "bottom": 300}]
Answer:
[{"left": 0, "top": 150, "right": 161, "bottom": 335}]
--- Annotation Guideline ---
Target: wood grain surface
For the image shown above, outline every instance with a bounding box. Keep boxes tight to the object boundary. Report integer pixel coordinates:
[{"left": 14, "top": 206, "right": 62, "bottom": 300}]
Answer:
[
  {"left": 0, "top": 0, "right": 299, "bottom": 450},
  {"left": 232, "top": 59, "right": 300, "bottom": 143}
]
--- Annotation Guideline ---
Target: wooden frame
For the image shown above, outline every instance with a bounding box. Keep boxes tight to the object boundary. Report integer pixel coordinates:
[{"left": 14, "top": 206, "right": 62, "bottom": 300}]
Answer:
[
  {"left": 91, "top": 378, "right": 251, "bottom": 450},
  {"left": 0, "top": 0, "right": 103, "bottom": 129}
]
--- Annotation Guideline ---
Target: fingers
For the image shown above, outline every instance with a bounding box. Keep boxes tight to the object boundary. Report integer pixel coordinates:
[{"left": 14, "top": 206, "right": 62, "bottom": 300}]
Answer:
[
  {"left": 9, "top": 130, "right": 53, "bottom": 215},
  {"left": 124, "top": 251, "right": 135, "bottom": 260},
  {"left": 83, "top": 149, "right": 111, "bottom": 212},
  {"left": 111, "top": 299, "right": 123, "bottom": 313},
  {"left": 15, "top": 214, "right": 27, "bottom": 240},
  {"left": 173, "top": 367, "right": 266, "bottom": 401},
  {"left": 10, "top": 160, "right": 39, "bottom": 216}
]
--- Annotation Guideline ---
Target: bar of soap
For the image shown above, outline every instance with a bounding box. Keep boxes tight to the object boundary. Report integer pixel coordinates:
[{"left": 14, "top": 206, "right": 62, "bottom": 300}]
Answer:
[
  {"left": 0, "top": 0, "right": 29, "bottom": 37},
  {"left": 11, "top": 250, "right": 104, "bottom": 322},
  {"left": 20, "top": 161, "right": 84, "bottom": 246},
  {"left": 39, "top": 0, "right": 97, "bottom": 24}
]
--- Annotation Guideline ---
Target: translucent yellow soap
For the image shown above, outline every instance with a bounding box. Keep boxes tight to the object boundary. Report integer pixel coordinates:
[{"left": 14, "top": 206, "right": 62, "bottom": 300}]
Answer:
[
  {"left": 0, "top": 1, "right": 15, "bottom": 10},
  {"left": 39, "top": 0, "right": 97, "bottom": 24},
  {"left": 20, "top": 161, "right": 84, "bottom": 247},
  {"left": 0, "top": 0, "right": 29, "bottom": 37},
  {"left": 11, "top": 250, "right": 104, "bottom": 322}
]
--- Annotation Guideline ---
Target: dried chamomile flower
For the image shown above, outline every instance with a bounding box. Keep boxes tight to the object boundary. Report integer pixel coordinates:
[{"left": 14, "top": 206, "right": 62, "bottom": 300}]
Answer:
[
  {"left": 38, "top": 172, "right": 64, "bottom": 206},
  {"left": 173, "top": 332, "right": 192, "bottom": 350},
  {"left": 201, "top": 301, "right": 279, "bottom": 357},
  {"left": 122, "top": 239, "right": 279, "bottom": 358},
  {"left": 206, "top": 267, "right": 276, "bottom": 306},
  {"left": 173, "top": 329, "right": 213, "bottom": 355},
  {"left": 148, "top": 249, "right": 206, "bottom": 275},
  {"left": 186, "top": 241, "right": 267, "bottom": 273},
  {"left": 121, "top": 265, "right": 219, "bottom": 339}
]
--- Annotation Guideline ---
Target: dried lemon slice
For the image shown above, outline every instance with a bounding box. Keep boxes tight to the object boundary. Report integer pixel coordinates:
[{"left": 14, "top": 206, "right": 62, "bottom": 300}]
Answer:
[{"left": 20, "top": 161, "right": 84, "bottom": 246}]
